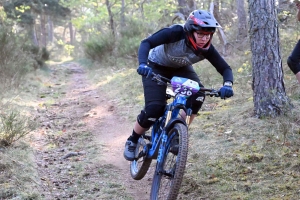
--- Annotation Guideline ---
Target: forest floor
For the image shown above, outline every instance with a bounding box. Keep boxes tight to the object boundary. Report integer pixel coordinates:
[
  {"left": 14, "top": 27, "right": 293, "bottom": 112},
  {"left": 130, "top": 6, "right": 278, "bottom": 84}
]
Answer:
[
  {"left": 3, "top": 61, "right": 300, "bottom": 200},
  {"left": 31, "top": 62, "right": 153, "bottom": 199}
]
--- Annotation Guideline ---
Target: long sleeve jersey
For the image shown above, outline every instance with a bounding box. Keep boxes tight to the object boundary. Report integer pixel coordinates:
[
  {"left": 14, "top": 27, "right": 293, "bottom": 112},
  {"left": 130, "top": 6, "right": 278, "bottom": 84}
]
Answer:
[{"left": 138, "top": 24, "right": 233, "bottom": 83}]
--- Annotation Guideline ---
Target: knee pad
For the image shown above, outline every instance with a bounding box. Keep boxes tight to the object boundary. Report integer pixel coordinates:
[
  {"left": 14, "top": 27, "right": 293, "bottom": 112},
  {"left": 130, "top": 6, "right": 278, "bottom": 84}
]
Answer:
[
  {"left": 137, "top": 104, "right": 165, "bottom": 128},
  {"left": 287, "top": 56, "right": 300, "bottom": 74},
  {"left": 187, "top": 92, "right": 206, "bottom": 114}
]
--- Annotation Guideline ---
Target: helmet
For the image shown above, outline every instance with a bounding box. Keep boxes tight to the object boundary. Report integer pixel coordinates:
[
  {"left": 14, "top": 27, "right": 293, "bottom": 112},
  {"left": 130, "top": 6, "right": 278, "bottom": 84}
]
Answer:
[
  {"left": 184, "top": 10, "right": 221, "bottom": 53},
  {"left": 184, "top": 10, "right": 221, "bottom": 33}
]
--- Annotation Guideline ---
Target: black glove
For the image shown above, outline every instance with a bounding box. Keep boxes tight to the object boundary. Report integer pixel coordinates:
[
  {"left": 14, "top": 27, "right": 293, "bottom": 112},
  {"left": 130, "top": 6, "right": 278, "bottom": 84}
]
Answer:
[
  {"left": 219, "top": 81, "right": 234, "bottom": 99},
  {"left": 137, "top": 64, "right": 152, "bottom": 78}
]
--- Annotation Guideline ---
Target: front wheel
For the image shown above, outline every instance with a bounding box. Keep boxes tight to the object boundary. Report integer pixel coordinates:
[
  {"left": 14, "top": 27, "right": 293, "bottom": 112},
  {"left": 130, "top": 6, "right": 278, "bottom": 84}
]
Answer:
[
  {"left": 150, "top": 123, "right": 188, "bottom": 200},
  {"left": 130, "top": 135, "right": 152, "bottom": 180}
]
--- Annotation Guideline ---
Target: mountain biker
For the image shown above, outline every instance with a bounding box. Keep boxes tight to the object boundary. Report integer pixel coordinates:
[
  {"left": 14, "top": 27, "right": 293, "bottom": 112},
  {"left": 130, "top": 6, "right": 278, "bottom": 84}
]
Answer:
[
  {"left": 124, "top": 10, "right": 234, "bottom": 161},
  {"left": 287, "top": 2, "right": 300, "bottom": 83}
]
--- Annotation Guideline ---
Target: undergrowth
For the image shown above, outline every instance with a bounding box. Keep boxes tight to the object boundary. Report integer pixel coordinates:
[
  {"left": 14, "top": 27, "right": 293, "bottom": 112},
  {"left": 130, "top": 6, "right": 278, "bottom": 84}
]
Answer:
[
  {"left": 0, "top": 108, "right": 37, "bottom": 147},
  {"left": 87, "top": 48, "right": 300, "bottom": 199}
]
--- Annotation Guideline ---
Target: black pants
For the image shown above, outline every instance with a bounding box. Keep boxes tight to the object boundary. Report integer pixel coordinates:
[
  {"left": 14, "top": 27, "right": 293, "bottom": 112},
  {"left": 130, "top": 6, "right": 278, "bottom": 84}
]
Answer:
[
  {"left": 136, "top": 62, "right": 206, "bottom": 129},
  {"left": 142, "top": 62, "right": 205, "bottom": 114},
  {"left": 287, "top": 40, "right": 300, "bottom": 74}
]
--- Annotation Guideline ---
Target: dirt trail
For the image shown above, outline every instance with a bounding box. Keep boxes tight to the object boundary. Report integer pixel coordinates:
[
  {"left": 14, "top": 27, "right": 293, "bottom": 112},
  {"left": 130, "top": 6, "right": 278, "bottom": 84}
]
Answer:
[{"left": 33, "top": 62, "right": 152, "bottom": 200}]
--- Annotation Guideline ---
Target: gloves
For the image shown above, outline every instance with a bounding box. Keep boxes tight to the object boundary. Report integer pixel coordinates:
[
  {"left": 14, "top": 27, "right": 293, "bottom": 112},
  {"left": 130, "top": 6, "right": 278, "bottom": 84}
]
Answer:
[
  {"left": 219, "top": 81, "right": 234, "bottom": 99},
  {"left": 137, "top": 64, "right": 152, "bottom": 78}
]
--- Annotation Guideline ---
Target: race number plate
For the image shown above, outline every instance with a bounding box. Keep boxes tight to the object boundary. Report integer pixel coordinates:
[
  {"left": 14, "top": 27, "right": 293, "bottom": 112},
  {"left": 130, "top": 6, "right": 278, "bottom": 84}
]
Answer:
[{"left": 170, "top": 76, "right": 200, "bottom": 97}]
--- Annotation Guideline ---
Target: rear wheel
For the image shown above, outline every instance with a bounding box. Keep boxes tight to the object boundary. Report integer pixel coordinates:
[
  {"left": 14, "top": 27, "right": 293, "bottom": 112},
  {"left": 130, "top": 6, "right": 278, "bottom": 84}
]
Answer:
[
  {"left": 150, "top": 123, "right": 188, "bottom": 200},
  {"left": 130, "top": 135, "right": 152, "bottom": 180}
]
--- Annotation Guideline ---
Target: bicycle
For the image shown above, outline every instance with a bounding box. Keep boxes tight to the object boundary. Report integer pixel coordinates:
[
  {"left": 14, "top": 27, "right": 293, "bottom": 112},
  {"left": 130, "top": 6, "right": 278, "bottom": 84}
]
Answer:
[{"left": 130, "top": 73, "right": 220, "bottom": 200}]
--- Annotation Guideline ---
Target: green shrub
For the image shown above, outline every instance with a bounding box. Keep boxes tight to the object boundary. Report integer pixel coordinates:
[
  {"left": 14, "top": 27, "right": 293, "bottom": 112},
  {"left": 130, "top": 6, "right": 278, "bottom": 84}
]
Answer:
[
  {"left": 118, "top": 36, "right": 141, "bottom": 57},
  {"left": 118, "top": 19, "right": 147, "bottom": 57},
  {"left": 84, "top": 33, "right": 114, "bottom": 62},
  {"left": 0, "top": 27, "right": 39, "bottom": 91},
  {"left": 0, "top": 109, "right": 37, "bottom": 147},
  {"left": 120, "top": 19, "right": 144, "bottom": 38},
  {"left": 22, "top": 45, "right": 50, "bottom": 69}
]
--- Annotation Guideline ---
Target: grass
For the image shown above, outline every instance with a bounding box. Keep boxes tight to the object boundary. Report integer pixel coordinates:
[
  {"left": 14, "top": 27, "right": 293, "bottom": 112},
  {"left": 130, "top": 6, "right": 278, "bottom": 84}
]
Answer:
[
  {"left": 86, "top": 55, "right": 300, "bottom": 199},
  {"left": 85, "top": 58, "right": 142, "bottom": 123},
  {"left": 1, "top": 20, "right": 300, "bottom": 200},
  {"left": 1, "top": 52, "right": 300, "bottom": 199},
  {"left": 180, "top": 85, "right": 300, "bottom": 199},
  {"left": 0, "top": 142, "right": 41, "bottom": 199},
  {"left": 18, "top": 61, "right": 137, "bottom": 199}
]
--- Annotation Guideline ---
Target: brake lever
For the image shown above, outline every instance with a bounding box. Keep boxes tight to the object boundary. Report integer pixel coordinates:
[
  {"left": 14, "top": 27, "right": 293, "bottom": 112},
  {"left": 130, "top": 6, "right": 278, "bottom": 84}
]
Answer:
[{"left": 152, "top": 73, "right": 168, "bottom": 86}]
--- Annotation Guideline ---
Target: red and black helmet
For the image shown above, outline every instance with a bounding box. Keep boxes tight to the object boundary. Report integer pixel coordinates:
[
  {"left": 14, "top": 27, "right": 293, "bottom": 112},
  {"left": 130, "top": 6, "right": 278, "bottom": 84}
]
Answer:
[
  {"left": 184, "top": 10, "right": 221, "bottom": 33},
  {"left": 184, "top": 10, "right": 221, "bottom": 53}
]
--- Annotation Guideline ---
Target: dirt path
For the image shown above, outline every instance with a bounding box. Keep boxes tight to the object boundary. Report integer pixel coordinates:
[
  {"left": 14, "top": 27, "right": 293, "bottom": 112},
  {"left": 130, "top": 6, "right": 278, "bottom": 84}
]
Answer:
[{"left": 32, "top": 62, "right": 152, "bottom": 199}]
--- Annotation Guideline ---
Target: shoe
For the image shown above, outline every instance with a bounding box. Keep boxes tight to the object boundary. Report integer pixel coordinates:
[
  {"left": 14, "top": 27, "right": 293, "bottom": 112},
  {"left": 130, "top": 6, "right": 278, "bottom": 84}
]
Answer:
[{"left": 123, "top": 140, "right": 137, "bottom": 161}]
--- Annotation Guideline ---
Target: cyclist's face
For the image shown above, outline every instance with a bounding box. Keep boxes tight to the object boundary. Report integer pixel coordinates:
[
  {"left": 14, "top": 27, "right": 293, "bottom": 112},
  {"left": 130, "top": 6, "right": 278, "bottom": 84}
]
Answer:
[{"left": 193, "top": 31, "right": 211, "bottom": 47}]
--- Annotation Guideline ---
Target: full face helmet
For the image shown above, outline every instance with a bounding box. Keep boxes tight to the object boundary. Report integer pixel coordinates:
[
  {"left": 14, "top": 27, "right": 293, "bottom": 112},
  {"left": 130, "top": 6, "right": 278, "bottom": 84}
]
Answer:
[{"left": 184, "top": 10, "right": 221, "bottom": 53}]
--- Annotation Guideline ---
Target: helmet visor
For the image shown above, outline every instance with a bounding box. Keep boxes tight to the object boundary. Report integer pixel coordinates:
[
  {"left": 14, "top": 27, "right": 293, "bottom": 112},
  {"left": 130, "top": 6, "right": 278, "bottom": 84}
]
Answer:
[
  {"left": 200, "top": 27, "right": 216, "bottom": 33},
  {"left": 190, "top": 25, "right": 216, "bottom": 33}
]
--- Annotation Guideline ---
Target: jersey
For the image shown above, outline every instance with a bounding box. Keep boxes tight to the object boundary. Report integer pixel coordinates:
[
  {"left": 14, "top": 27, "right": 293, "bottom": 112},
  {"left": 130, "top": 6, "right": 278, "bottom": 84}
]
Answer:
[
  {"left": 138, "top": 24, "right": 233, "bottom": 83},
  {"left": 148, "top": 25, "right": 204, "bottom": 68}
]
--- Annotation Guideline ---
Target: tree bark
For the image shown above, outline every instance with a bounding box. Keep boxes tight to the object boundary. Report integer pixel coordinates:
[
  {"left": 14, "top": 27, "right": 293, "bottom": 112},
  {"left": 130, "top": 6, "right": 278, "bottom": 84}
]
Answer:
[
  {"left": 40, "top": 14, "right": 47, "bottom": 47},
  {"left": 210, "top": 2, "right": 227, "bottom": 55},
  {"left": 177, "top": 0, "right": 195, "bottom": 18},
  {"left": 278, "top": 0, "right": 289, "bottom": 9},
  {"left": 140, "top": 0, "right": 147, "bottom": 20},
  {"left": 48, "top": 16, "right": 53, "bottom": 43},
  {"left": 120, "top": 0, "right": 125, "bottom": 29},
  {"left": 69, "top": 22, "right": 74, "bottom": 44},
  {"left": 105, "top": 0, "right": 115, "bottom": 37},
  {"left": 236, "top": 0, "right": 247, "bottom": 41},
  {"left": 31, "top": 24, "right": 39, "bottom": 46},
  {"left": 63, "top": 26, "right": 67, "bottom": 41},
  {"left": 248, "top": 0, "right": 291, "bottom": 118}
]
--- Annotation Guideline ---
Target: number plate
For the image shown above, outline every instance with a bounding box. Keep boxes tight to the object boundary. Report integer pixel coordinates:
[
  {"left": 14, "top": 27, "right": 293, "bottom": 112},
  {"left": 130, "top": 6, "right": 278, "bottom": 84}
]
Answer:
[{"left": 170, "top": 76, "right": 200, "bottom": 97}]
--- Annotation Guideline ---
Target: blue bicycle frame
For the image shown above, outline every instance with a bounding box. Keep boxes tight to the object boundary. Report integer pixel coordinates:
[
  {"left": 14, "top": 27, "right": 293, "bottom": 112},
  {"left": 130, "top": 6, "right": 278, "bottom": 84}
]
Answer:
[{"left": 145, "top": 94, "right": 192, "bottom": 163}]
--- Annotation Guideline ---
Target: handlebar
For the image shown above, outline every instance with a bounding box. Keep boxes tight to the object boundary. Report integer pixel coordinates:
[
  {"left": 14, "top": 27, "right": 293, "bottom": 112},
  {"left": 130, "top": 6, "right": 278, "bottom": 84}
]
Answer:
[
  {"left": 201, "top": 88, "right": 220, "bottom": 97},
  {"left": 151, "top": 72, "right": 170, "bottom": 85},
  {"left": 150, "top": 72, "right": 220, "bottom": 97}
]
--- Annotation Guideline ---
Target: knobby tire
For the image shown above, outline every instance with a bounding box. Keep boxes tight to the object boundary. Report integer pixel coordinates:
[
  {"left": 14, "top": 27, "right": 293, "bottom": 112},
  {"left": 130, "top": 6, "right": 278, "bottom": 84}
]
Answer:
[{"left": 150, "top": 123, "right": 188, "bottom": 200}]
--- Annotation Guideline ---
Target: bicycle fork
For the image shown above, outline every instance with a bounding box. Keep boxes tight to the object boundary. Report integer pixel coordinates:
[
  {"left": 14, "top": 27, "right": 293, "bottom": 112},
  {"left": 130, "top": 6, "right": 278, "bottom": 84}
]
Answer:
[{"left": 156, "top": 131, "right": 168, "bottom": 175}]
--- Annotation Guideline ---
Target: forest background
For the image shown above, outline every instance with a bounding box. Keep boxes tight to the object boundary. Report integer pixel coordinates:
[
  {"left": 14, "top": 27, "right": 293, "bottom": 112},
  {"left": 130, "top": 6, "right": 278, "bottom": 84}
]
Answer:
[{"left": 1, "top": 0, "right": 300, "bottom": 199}]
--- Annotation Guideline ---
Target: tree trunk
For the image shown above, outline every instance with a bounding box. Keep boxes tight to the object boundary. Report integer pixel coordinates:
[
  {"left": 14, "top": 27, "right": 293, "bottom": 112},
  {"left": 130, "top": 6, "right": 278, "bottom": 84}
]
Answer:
[
  {"left": 178, "top": 0, "right": 189, "bottom": 17},
  {"left": 278, "top": 0, "right": 289, "bottom": 8},
  {"left": 105, "top": 0, "right": 115, "bottom": 37},
  {"left": 140, "top": 0, "right": 147, "bottom": 20},
  {"left": 187, "top": 0, "right": 196, "bottom": 12},
  {"left": 69, "top": 22, "right": 74, "bottom": 44},
  {"left": 63, "top": 26, "right": 67, "bottom": 40},
  {"left": 48, "top": 16, "right": 53, "bottom": 43},
  {"left": 277, "top": 0, "right": 291, "bottom": 23},
  {"left": 236, "top": 0, "right": 247, "bottom": 41},
  {"left": 177, "top": 0, "right": 195, "bottom": 18},
  {"left": 210, "top": 2, "right": 227, "bottom": 55},
  {"left": 120, "top": 0, "right": 125, "bottom": 29},
  {"left": 248, "top": 0, "right": 291, "bottom": 118},
  {"left": 31, "top": 24, "right": 39, "bottom": 46},
  {"left": 40, "top": 14, "right": 47, "bottom": 47}
]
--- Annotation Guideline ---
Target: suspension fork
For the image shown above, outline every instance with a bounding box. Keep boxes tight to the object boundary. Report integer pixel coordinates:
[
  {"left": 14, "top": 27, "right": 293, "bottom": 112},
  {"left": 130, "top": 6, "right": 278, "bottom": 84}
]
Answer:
[
  {"left": 185, "top": 108, "right": 193, "bottom": 126},
  {"left": 164, "top": 104, "right": 173, "bottom": 127}
]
